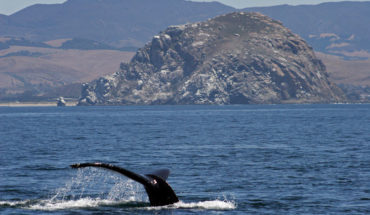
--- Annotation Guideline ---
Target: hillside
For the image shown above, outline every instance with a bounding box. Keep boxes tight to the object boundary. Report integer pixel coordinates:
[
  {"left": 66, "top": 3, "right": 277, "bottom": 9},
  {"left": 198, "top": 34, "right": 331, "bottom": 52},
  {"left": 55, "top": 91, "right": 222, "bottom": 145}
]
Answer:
[
  {"left": 244, "top": 2, "right": 370, "bottom": 56},
  {"left": 79, "top": 12, "right": 345, "bottom": 106},
  {"left": 316, "top": 52, "right": 370, "bottom": 102},
  {"left": 1, "top": 0, "right": 369, "bottom": 55},
  {"left": 0, "top": 0, "right": 233, "bottom": 48},
  {"left": 317, "top": 52, "right": 370, "bottom": 86},
  {"left": 0, "top": 1, "right": 369, "bottom": 102},
  {"left": 0, "top": 45, "right": 134, "bottom": 101}
]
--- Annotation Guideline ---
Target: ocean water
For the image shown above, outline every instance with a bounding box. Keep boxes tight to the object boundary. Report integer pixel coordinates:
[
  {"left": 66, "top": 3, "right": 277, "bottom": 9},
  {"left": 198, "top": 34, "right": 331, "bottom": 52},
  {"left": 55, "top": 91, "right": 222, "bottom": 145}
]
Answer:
[{"left": 0, "top": 104, "right": 369, "bottom": 214}]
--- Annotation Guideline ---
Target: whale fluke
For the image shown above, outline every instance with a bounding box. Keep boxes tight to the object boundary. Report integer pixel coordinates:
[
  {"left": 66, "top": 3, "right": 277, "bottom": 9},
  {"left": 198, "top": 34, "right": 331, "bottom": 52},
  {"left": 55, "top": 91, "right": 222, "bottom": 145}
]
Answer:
[{"left": 70, "top": 163, "right": 179, "bottom": 206}]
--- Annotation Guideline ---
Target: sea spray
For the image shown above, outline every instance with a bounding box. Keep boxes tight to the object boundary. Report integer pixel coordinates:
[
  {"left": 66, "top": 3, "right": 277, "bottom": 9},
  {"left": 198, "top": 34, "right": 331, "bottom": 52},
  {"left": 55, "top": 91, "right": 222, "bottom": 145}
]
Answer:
[
  {"left": 28, "top": 167, "right": 147, "bottom": 210},
  {"left": 1, "top": 167, "right": 236, "bottom": 211}
]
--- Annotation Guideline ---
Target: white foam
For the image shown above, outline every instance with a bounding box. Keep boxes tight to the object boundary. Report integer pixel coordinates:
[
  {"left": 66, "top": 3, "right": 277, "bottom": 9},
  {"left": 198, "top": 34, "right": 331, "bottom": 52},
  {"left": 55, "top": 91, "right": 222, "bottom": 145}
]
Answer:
[
  {"left": 146, "top": 200, "right": 236, "bottom": 211},
  {"left": 175, "top": 200, "right": 236, "bottom": 210},
  {"left": 2, "top": 199, "right": 236, "bottom": 211},
  {"left": 0, "top": 198, "right": 119, "bottom": 211},
  {"left": 0, "top": 200, "right": 29, "bottom": 207},
  {"left": 1, "top": 168, "right": 236, "bottom": 211},
  {"left": 28, "top": 198, "right": 118, "bottom": 211}
]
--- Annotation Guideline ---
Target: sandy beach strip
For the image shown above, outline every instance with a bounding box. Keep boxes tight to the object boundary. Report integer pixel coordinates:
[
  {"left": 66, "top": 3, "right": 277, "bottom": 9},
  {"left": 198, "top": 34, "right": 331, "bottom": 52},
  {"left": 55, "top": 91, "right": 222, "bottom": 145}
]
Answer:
[{"left": 0, "top": 102, "right": 78, "bottom": 107}]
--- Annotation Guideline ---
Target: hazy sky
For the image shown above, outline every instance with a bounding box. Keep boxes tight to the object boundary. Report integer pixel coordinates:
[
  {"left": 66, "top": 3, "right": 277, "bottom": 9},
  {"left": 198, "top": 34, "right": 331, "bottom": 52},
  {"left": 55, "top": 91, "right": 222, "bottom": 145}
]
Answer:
[
  {"left": 191, "top": 0, "right": 370, "bottom": 8},
  {"left": 0, "top": 0, "right": 66, "bottom": 15},
  {"left": 0, "top": 0, "right": 369, "bottom": 15}
]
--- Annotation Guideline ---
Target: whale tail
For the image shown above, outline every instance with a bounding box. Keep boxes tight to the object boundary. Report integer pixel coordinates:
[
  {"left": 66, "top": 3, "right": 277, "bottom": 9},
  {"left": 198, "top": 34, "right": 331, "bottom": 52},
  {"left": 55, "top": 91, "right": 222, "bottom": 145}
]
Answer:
[{"left": 70, "top": 163, "right": 179, "bottom": 206}]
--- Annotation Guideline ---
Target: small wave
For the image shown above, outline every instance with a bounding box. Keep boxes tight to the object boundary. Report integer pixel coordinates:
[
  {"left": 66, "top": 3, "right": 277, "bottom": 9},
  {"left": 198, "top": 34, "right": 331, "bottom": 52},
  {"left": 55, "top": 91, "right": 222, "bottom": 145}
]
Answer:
[
  {"left": 0, "top": 198, "right": 135, "bottom": 211},
  {"left": 1, "top": 199, "right": 236, "bottom": 211},
  {"left": 0, "top": 200, "right": 30, "bottom": 207},
  {"left": 29, "top": 198, "right": 120, "bottom": 211},
  {"left": 175, "top": 200, "right": 236, "bottom": 210},
  {"left": 147, "top": 200, "right": 236, "bottom": 211},
  {"left": 1, "top": 169, "right": 236, "bottom": 211}
]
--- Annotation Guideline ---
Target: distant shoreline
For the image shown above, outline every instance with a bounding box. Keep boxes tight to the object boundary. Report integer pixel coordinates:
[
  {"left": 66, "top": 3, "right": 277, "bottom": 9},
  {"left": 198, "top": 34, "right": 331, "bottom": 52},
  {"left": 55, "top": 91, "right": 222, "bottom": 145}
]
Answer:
[
  {"left": 0, "top": 102, "right": 78, "bottom": 107},
  {"left": 0, "top": 102, "right": 368, "bottom": 107}
]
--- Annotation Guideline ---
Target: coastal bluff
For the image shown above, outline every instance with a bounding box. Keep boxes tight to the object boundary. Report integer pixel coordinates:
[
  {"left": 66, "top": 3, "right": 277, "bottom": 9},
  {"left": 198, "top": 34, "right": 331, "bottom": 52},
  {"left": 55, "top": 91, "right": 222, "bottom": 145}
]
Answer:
[{"left": 78, "top": 12, "right": 345, "bottom": 105}]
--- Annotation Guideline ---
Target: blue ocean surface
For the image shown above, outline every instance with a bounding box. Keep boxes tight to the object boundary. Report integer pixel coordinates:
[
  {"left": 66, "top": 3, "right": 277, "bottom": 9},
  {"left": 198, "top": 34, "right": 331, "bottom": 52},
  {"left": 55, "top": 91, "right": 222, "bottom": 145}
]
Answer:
[{"left": 0, "top": 104, "right": 369, "bottom": 214}]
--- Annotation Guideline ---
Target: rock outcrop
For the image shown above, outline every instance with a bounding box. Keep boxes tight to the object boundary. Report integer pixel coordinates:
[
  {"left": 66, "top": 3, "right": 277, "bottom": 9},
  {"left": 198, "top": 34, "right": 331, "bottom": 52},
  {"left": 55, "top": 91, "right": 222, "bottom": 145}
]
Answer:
[
  {"left": 57, "top": 97, "right": 66, "bottom": 107},
  {"left": 78, "top": 12, "right": 346, "bottom": 105}
]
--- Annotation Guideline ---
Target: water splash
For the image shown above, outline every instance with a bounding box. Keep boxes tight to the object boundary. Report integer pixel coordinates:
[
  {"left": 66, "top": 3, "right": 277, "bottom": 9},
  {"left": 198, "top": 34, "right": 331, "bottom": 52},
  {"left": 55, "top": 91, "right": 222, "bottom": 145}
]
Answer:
[
  {"left": 1, "top": 199, "right": 236, "bottom": 211},
  {"left": 56, "top": 168, "right": 146, "bottom": 201},
  {"left": 1, "top": 168, "right": 236, "bottom": 211},
  {"left": 1, "top": 168, "right": 148, "bottom": 211},
  {"left": 28, "top": 198, "right": 115, "bottom": 210},
  {"left": 0, "top": 200, "right": 31, "bottom": 207}
]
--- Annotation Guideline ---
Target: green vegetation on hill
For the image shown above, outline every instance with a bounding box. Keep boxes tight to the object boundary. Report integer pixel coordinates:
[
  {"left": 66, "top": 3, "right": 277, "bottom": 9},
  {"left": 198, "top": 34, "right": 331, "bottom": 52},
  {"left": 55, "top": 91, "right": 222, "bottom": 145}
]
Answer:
[
  {"left": 60, "top": 38, "right": 116, "bottom": 50},
  {"left": 0, "top": 50, "right": 43, "bottom": 58}
]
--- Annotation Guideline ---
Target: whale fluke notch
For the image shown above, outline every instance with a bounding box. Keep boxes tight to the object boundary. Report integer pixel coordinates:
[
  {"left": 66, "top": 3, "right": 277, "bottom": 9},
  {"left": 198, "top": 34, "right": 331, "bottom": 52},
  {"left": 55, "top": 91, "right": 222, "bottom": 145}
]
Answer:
[{"left": 70, "top": 162, "right": 179, "bottom": 206}]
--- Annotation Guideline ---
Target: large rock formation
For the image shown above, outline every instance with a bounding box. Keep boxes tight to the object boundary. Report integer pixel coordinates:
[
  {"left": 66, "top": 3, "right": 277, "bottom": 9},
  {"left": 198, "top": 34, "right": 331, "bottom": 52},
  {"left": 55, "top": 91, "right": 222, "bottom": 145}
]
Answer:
[{"left": 78, "top": 12, "right": 345, "bottom": 105}]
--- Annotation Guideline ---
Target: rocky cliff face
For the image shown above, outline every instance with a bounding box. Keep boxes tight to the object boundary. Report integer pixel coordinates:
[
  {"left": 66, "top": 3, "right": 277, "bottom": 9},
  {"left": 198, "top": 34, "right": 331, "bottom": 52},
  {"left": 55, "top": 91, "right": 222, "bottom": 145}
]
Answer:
[{"left": 78, "top": 12, "right": 346, "bottom": 105}]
